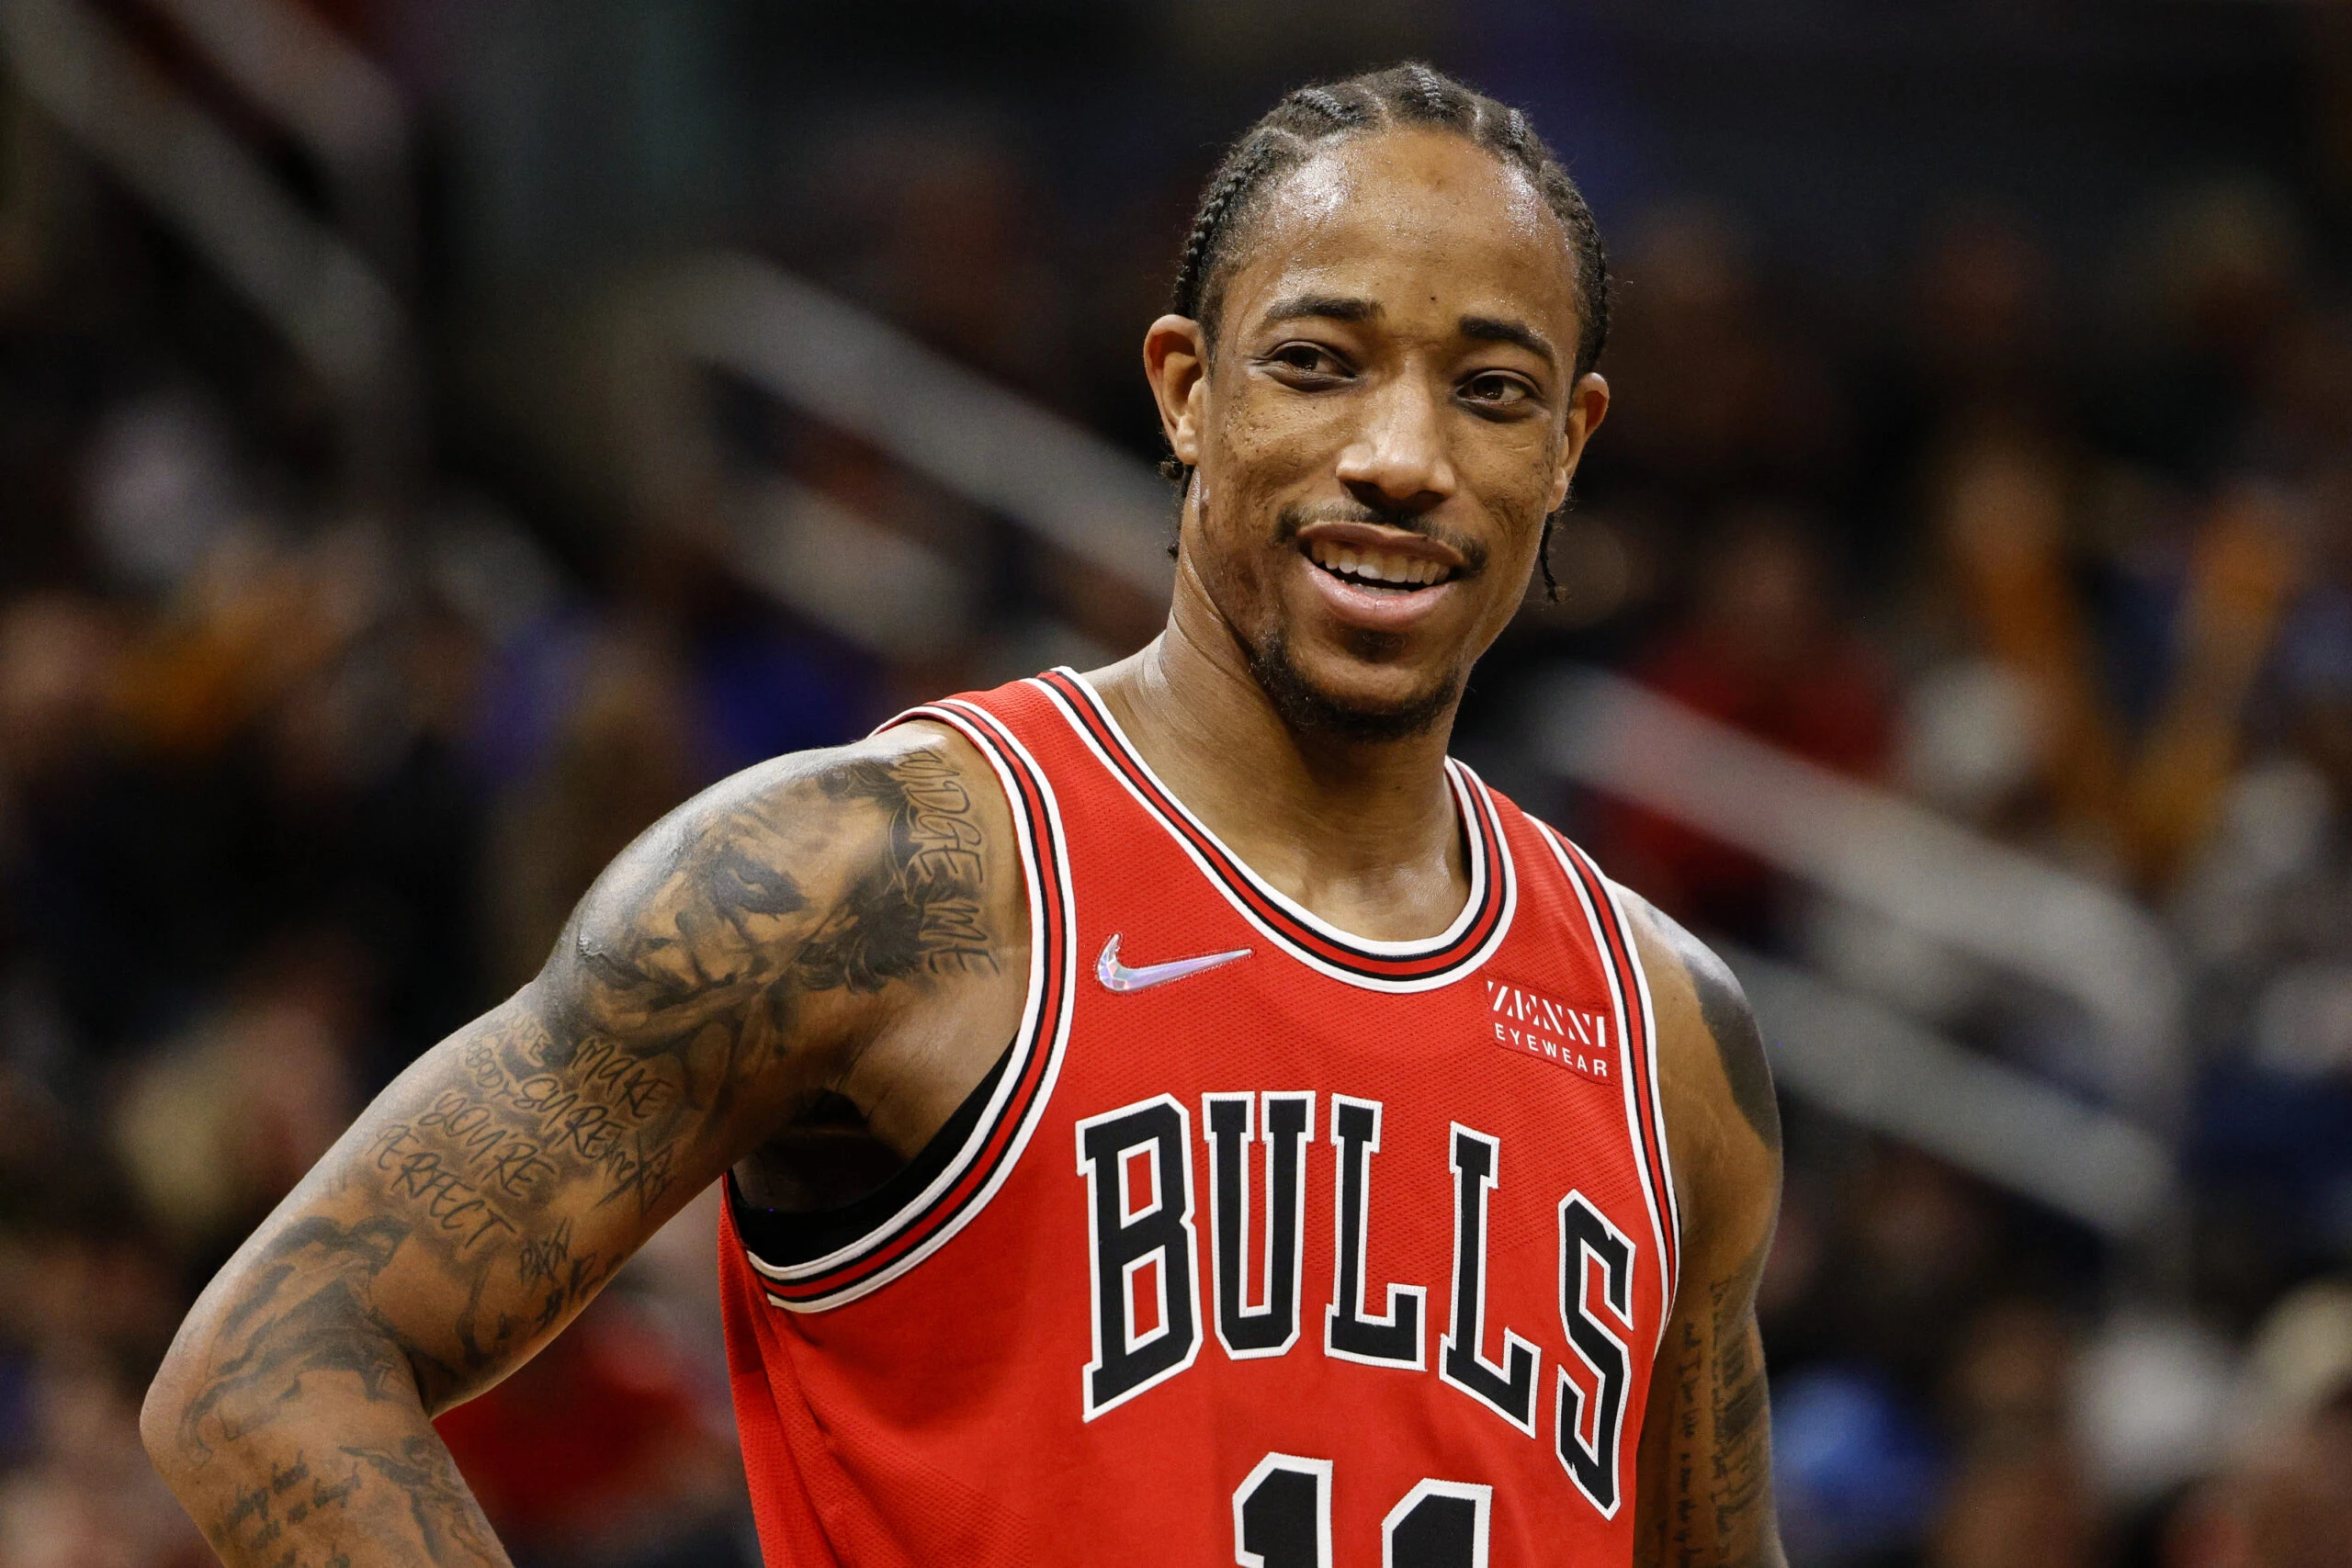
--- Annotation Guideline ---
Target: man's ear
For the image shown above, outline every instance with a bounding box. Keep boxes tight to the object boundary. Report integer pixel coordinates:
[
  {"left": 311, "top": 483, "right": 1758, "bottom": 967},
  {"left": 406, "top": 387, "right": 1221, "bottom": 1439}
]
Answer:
[
  {"left": 1143, "top": 314, "right": 1209, "bottom": 471},
  {"left": 1548, "top": 370, "right": 1611, "bottom": 513}
]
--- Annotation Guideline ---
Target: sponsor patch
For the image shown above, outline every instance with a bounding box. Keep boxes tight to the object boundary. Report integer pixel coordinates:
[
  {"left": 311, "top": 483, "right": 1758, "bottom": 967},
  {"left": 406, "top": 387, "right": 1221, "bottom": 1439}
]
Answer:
[{"left": 1484, "top": 976, "right": 1612, "bottom": 1083}]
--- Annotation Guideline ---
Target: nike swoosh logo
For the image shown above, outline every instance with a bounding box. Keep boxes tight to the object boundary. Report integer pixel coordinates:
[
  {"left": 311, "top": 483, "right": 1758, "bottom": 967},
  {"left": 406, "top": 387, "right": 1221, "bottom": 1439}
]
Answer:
[{"left": 1096, "top": 933, "right": 1253, "bottom": 993}]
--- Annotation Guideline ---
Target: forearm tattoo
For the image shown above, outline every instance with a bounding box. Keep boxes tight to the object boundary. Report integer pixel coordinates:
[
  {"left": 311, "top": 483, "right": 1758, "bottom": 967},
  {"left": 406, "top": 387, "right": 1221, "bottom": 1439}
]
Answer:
[
  {"left": 157, "top": 742, "right": 1006, "bottom": 1567},
  {"left": 1643, "top": 1233, "right": 1777, "bottom": 1568}
]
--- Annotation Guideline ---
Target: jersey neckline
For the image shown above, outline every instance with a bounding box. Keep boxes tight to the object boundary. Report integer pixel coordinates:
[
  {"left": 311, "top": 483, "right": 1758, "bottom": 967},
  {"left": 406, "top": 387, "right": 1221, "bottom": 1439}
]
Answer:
[{"left": 1033, "top": 667, "right": 1516, "bottom": 990}]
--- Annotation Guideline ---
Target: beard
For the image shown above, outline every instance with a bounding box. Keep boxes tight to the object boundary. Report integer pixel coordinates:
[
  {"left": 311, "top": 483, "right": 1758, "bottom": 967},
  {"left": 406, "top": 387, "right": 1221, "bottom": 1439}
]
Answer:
[
  {"left": 1243, "top": 624, "right": 1464, "bottom": 743},
  {"left": 1232, "top": 499, "right": 1483, "bottom": 742}
]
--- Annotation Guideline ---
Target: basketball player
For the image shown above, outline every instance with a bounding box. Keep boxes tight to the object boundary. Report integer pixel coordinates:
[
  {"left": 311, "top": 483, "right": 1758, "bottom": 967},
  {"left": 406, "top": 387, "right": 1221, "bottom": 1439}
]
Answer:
[{"left": 145, "top": 65, "right": 1784, "bottom": 1568}]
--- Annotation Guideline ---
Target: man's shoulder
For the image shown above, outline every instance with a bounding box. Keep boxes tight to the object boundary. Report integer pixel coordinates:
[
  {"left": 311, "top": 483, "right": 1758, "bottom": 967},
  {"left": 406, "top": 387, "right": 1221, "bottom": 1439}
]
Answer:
[
  {"left": 548, "top": 719, "right": 1025, "bottom": 1029},
  {"left": 1473, "top": 795, "right": 1776, "bottom": 1163},
  {"left": 1600, "top": 886, "right": 1781, "bottom": 1258},
  {"left": 598, "top": 717, "right": 1009, "bottom": 882}
]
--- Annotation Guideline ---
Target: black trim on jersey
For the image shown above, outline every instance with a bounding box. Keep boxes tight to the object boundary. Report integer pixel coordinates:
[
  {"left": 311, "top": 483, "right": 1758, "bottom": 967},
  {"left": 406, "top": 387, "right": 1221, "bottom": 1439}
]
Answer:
[
  {"left": 743, "top": 696, "right": 1077, "bottom": 1311},
  {"left": 1032, "top": 669, "right": 1515, "bottom": 990},
  {"left": 1536, "top": 822, "right": 1680, "bottom": 1327},
  {"left": 727, "top": 1043, "right": 1013, "bottom": 1267}
]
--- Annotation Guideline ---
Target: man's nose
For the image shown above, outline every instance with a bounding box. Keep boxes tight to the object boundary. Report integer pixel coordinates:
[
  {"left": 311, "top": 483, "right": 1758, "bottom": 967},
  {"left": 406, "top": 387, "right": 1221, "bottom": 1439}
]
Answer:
[{"left": 1333, "top": 375, "right": 1457, "bottom": 516}]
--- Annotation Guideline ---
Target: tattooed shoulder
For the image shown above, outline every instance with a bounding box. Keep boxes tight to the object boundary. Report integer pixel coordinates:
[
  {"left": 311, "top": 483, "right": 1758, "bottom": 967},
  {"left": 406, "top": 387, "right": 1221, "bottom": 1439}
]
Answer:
[
  {"left": 553, "top": 727, "right": 1023, "bottom": 1043},
  {"left": 147, "top": 727, "right": 1032, "bottom": 1567},
  {"left": 1619, "top": 888, "right": 1787, "bottom": 1568},
  {"left": 1618, "top": 889, "right": 1781, "bottom": 1156}
]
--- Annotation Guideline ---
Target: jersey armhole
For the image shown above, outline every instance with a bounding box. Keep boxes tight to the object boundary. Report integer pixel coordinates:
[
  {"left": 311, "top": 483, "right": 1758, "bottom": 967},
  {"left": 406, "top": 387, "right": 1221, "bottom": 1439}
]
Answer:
[
  {"left": 728, "top": 1042, "right": 1016, "bottom": 1266},
  {"left": 737, "top": 696, "right": 1078, "bottom": 1313},
  {"left": 1527, "top": 817, "right": 1684, "bottom": 1338}
]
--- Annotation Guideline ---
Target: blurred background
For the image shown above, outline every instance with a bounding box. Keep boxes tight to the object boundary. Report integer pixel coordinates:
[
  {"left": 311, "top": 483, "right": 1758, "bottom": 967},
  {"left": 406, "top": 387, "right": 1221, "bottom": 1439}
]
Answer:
[{"left": 0, "top": 1, "right": 2349, "bottom": 1564}]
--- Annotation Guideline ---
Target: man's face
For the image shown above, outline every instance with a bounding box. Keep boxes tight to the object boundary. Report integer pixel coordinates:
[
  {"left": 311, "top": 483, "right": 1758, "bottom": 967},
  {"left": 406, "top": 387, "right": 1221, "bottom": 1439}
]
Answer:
[{"left": 1149, "top": 129, "right": 1608, "bottom": 738}]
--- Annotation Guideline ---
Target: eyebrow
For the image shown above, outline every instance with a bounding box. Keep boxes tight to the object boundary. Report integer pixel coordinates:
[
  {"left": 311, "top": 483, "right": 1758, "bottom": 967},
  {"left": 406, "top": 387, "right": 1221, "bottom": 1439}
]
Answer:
[
  {"left": 1261, "top": 293, "right": 1381, "bottom": 325},
  {"left": 1261, "top": 296, "right": 1559, "bottom": 370},
  {"left": 1459, "top": 315, "right": 1557, "bottom": 368}
]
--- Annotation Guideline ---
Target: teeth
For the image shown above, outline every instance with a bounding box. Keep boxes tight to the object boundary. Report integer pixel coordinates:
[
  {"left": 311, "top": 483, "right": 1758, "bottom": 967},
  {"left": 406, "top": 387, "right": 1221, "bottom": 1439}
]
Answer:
[{"left": 1307, "top": 540, "right": 1447, "bottom": 588}]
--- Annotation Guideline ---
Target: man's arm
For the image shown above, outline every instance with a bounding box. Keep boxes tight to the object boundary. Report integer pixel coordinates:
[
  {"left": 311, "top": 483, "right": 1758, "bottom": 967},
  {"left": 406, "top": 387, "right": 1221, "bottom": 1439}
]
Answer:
[
  {"left": 1620, "top": 892, "right": 1787, "bottom": 1568},
  {"left": 140, "top": 725, "right": 1024, "bottom": 1568}
]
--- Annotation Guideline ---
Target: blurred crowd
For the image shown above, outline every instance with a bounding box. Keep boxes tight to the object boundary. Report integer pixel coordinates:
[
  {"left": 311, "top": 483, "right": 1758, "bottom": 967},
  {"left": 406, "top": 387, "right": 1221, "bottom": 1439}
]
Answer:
[
  {"left": 3, "top": 3, "right": 2352, "bottom": 1565},
  {"left": 1541, "top": 183, "right": 2352, "bottom": 1568},
  {"left": 1515, "top": 161, "right": 2352, "bottom": 1568}
]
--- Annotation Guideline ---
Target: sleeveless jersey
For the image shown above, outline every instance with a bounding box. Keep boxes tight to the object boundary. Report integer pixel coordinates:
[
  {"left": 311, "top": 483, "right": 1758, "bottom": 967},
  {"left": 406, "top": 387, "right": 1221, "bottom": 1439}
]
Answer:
[{"left": 718, "top": 670, "right": 1680, "bottom": 1567}]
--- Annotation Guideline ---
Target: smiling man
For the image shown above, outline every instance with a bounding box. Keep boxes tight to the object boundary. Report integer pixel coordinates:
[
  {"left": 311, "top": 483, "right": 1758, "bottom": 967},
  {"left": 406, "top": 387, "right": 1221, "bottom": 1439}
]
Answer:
[{"left": 144, "top": 64, "right": 1785, "bottom": 1568}]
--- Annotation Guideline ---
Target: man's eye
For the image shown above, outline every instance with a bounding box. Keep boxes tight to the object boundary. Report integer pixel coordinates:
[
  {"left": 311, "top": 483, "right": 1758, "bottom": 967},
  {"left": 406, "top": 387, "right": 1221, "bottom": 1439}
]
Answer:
[
  {"left": 1267, "top": 344, "right": 1344, "bottom": 377},
  {"left": 1463, "top": 373, "right": 1532, "bottom": 406}
]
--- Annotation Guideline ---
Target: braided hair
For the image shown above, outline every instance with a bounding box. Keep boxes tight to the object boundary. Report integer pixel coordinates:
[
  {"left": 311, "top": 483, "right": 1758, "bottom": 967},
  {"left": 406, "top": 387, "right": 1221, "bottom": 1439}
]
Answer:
[{"left": 1162, "top": 63, "right": 1611, "bottom": 599}]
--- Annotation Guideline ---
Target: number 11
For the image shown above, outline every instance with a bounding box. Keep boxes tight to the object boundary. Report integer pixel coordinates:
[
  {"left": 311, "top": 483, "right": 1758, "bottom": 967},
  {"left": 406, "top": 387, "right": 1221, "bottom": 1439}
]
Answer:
[{"left": 1235, "top": 1454, "right": 1492, "bottom": 1568}]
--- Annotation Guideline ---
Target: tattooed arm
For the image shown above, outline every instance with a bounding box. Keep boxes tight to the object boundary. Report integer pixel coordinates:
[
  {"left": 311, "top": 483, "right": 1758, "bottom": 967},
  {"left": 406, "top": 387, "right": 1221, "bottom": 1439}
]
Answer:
[
  {"left": 1620, "top": 892, "right": 1788, "bottom": 1568},
  {"left": 140, "top": 726, "right": 1029, "bottom": 1568}
]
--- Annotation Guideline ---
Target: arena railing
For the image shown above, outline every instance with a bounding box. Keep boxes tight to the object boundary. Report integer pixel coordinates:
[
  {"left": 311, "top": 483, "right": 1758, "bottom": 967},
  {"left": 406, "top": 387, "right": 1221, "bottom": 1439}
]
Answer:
[
  {"left": 1720, "top": 942, "right": 2172, "bottom": 1238},
  {"left": 0, "top": 0, "right": 415, "bottom": 500},
  {"left": 1529, "top": 667, "right": 2188, "bottom": 1128},
  {"left": 639, "top": 251, "right": 1175, "bottom": 604},
  {"left": 141, "top": 0, "right": 413, "bottom": 293},
  {"left": 632, "top": 247, "right": 2182, "bottom": 1243},
  {"left": 729, "top": 471, "right": 976, "bottom": 660}
]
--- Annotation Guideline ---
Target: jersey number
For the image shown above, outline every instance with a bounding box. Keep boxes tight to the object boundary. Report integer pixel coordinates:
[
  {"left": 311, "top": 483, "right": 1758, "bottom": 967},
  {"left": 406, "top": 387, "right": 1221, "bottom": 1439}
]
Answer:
[{"left": 1234, "top": 1455, "right": 1491, "bottom": 1568}]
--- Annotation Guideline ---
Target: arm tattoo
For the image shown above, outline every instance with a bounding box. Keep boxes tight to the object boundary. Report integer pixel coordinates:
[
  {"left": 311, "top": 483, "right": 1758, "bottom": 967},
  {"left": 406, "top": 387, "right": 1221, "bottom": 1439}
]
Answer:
[
  {"left": 1652, "top": 915, "right": 1781, "bottom": 1155},
  {"left": 1693, "top": 970, "right": 1779, "bottom": 1156},
  {"left": 797, "top": 749, "right": 1000, "bottom": 989},
  {"left": 153, "top": 741, "right": 1011, "bottom": 1568},
  {"left": 1649, "top": 1235, "right": 1778, "bottom": 1568},
  {"left": 1624, "top": 897, "right": 1783, "bottom": 1568},
  {"left": 339, "top": 1438, "right": 503, "bottom": 1562},
  {"left": 177, "top": 1217, "right": 452, "bottom": 1460},
  {"left": 1703, "top": 1240, "right": 1775, "bottom": 1561},
  {"left": 563, "top": 745, "right": 1001, "bottom": 1082}
]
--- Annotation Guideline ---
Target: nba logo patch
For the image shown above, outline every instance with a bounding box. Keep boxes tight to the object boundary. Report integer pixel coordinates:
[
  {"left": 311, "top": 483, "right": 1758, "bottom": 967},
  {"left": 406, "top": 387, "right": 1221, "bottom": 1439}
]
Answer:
[{"left": 1484, "top": 976, "right": 1613, "bottom": 1083}]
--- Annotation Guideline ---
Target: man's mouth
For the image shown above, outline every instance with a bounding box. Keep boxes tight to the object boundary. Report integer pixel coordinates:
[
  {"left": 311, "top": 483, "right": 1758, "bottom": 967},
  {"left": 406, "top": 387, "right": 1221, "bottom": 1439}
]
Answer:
[{"left": 1304, "top": 539, "right": 1457, "bottom": 594}]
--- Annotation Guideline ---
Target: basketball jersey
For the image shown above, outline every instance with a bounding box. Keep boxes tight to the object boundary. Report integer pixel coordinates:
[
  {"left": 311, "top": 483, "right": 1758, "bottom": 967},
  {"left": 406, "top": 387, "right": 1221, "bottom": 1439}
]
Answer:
[{"left": 718, "top": 670, "right": 1680, "bottom": 1567}]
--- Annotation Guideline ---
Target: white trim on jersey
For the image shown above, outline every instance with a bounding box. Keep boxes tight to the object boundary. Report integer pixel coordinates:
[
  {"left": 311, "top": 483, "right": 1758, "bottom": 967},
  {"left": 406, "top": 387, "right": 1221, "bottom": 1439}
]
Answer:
[
  {"left": 1033, "top": 669, "right": 1518, "bottom": 993},
  {"left": 1532, "top": 822, "right": 1680, "bottom": 1348},
  {"left": 1599, "top": 870, "right": 1679, "bottom": 1332},
  {"left": 744, "top": 695, "right": 1079, "bottom": 1312}
]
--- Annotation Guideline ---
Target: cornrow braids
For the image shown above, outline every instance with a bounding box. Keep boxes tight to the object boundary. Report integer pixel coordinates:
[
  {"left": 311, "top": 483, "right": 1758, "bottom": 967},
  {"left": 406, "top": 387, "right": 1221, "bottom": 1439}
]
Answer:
[{"left": 1159, "top": 64, "right": 1612, "bottom": 600}]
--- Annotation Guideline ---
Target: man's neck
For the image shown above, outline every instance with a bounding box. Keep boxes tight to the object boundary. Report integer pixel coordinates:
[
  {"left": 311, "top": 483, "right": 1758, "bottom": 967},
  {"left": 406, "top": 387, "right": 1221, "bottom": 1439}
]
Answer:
[{"left": 1084, "top": 613, "right": 1471, "bottom": 944}]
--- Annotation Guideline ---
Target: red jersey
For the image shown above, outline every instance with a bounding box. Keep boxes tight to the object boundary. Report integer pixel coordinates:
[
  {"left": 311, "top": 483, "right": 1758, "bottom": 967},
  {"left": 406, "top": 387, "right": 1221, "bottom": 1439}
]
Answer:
[{"left": 718, "top": 670, "right": 1681, "bottom": 1567}]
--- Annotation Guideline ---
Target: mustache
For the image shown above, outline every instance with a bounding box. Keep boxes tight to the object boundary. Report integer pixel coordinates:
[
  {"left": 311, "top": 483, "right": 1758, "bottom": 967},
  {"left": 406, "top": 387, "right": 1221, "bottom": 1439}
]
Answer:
[{"left": 1273, "top": 501, "right": 1489, "bottom": 577}]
